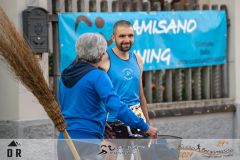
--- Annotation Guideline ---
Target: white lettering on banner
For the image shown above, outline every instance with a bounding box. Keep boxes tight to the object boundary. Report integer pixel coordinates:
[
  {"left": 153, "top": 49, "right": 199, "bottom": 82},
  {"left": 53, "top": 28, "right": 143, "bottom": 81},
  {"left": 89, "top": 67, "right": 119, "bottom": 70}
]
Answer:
[
  {"left": 133, "top": 48, "right": 171, "bottom": 65},
  {"left": 133, "top": 19, "right": 197, "bottom": 35}
]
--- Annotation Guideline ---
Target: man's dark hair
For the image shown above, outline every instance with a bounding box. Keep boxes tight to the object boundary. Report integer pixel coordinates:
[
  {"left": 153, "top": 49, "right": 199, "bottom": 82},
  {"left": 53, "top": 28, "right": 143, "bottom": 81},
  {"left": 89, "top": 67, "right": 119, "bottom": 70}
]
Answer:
[{"left": 113, "top": 20, "right": 132, "bottom": 34}]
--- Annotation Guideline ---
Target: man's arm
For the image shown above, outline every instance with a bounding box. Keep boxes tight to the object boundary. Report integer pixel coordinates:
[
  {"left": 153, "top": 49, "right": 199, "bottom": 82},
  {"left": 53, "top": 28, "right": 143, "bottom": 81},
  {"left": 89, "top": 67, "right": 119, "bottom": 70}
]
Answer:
[{"left": 135, "top": 53, "right": 150, "bottom": 124}]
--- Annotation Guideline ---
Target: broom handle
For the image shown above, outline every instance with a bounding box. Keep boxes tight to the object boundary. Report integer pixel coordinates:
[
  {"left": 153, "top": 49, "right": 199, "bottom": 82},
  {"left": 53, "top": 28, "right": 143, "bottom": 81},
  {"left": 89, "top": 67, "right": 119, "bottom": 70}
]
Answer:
[{"left": 63, "top": 129, "right": 81, "bottom": 160}]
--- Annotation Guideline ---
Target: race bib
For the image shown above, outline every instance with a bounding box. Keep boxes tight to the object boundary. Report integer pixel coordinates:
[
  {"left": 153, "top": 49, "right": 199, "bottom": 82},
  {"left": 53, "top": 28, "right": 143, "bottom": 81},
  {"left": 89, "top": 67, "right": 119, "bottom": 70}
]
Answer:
[{"left": 130, "top": 105, "right": 146, "bottom": 122}]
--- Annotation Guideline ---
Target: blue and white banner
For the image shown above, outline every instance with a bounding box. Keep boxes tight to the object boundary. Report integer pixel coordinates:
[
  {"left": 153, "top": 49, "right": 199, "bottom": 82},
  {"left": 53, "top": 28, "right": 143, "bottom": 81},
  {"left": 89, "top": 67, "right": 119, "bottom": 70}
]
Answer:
[{"left": 58, "top": 11, "right": 227, "bottom": 72}]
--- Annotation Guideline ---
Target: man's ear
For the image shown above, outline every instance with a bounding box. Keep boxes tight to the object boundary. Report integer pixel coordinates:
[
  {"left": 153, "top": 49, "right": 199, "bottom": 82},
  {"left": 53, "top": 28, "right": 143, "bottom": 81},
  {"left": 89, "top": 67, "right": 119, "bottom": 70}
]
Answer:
[{"left": 111, "top": 34, "right": 115, "bottom": 42}]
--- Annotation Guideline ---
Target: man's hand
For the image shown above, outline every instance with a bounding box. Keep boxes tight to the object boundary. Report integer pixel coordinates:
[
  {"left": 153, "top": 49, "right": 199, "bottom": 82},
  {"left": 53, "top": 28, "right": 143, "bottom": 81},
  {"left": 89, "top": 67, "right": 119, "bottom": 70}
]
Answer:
[
  {"left": 147, "top": 120, "right": 151, "bottom": 126},
  {"left": 146, "top": 126, "right": 158, "bottom": 139},
  {"left": 104, "top": 123, "right": 116, "bottom": 139}
]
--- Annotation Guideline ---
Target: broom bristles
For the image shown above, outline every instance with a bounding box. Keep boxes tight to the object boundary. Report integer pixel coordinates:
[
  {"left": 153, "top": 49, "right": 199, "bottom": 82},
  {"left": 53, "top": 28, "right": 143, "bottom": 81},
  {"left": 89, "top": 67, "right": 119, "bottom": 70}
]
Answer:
[{"left": 0, "top": 6, "right": 66, "bottom": 132}]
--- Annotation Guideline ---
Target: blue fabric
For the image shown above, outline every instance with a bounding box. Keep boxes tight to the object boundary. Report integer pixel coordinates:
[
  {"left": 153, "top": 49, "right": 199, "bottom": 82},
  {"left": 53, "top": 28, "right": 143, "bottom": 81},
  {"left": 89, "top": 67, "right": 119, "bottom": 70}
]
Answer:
[
  {"left": 59, "top": 64, "right": 148, "bottom": 140},
  {"left": 58, "top": 130, "right": 101, "bottom": 144},
  {"left": 61, "top": 59, "right": 96, "bottom": 88},
  {"left": 107, "top": 48, "right": 141, "bottom": 122}
]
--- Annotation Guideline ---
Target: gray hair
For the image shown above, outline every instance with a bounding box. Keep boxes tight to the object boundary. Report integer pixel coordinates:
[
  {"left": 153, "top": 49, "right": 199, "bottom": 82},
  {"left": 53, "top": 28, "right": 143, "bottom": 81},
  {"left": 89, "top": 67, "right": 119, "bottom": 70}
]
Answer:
[{"left": 75, "top": 33, "right": 107, "bottom": 63}]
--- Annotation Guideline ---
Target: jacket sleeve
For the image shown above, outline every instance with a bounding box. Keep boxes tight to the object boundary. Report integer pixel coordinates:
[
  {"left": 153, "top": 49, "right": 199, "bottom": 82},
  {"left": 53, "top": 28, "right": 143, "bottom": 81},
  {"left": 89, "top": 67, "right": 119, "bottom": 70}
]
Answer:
[{"left": 94, "top": 71, "right": 149, "bottom": 132}]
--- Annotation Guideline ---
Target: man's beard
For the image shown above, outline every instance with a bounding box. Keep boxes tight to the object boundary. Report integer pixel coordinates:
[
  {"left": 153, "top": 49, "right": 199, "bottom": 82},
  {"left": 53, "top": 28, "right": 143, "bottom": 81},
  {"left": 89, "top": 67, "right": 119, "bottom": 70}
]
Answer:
[{"left": 116, "top": 42, "right": 133, "bottom": 52}]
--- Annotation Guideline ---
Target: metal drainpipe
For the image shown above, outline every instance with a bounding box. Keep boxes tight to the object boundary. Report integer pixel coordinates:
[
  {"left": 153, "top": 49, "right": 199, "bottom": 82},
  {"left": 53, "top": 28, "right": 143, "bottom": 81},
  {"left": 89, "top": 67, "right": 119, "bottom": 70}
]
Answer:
[{"left": 52, "top": 0, "right": 60, "bottom": 102}]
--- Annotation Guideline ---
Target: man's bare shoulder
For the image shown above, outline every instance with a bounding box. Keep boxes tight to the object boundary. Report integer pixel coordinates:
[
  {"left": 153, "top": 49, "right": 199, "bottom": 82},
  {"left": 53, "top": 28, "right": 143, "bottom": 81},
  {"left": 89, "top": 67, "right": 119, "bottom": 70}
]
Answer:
[{"left": 134, "top": 53, "right": 143, "bottom": 69}]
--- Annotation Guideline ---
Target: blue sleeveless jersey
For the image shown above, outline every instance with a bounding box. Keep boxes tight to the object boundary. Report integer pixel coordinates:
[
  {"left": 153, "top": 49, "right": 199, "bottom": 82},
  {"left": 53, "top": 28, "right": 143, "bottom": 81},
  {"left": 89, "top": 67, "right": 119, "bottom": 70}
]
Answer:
[{"left": 107, "top": 48, "right": 141, "bottom": 122}]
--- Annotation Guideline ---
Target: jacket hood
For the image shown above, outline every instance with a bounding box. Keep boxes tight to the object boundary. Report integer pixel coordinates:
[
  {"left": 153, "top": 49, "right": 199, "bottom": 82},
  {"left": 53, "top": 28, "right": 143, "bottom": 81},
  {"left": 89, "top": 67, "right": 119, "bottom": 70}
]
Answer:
[{"left": 61, "top": 59, "right": 97, "bottom": 88}]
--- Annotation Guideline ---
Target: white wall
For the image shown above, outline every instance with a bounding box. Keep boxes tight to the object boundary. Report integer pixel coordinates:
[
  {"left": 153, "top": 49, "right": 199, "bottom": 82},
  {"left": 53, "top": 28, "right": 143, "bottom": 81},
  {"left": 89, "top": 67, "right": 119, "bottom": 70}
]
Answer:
[
  {"left": 233, "top": 0, "right": 240, "bottom": 103},
  {"left": 0, "top": 0, "right": 49, "bottom": 120},
  {"left": 0, "top": 0, "right": 20, "bottom": 120},
  {"left": 0, "top": 60, "right": 19, "bottom": 120},
  {"left": 232, "top": 0, "right": 240, "bottom": 139}
]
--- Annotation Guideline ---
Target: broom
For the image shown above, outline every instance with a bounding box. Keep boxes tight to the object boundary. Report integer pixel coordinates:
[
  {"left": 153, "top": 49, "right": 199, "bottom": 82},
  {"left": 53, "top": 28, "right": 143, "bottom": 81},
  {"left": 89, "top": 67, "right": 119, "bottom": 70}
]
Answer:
[{"left": 0, "top": 6, "right": 80, "bottom": 160}]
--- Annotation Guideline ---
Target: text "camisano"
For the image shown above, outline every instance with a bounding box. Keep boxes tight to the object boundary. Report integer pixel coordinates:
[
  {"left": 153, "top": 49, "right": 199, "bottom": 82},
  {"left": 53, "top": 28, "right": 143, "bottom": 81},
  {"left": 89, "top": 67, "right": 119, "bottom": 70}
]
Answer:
[{"left": 133, "top": 19, "right": 197, "bottom": 35}]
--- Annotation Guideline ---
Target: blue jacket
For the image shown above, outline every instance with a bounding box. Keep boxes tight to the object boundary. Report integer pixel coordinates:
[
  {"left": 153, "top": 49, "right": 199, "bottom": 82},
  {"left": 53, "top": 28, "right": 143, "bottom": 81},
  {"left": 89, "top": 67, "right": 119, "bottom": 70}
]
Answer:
[{"left": 58, "top": 59, "right": 148, "bottom": 140}]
